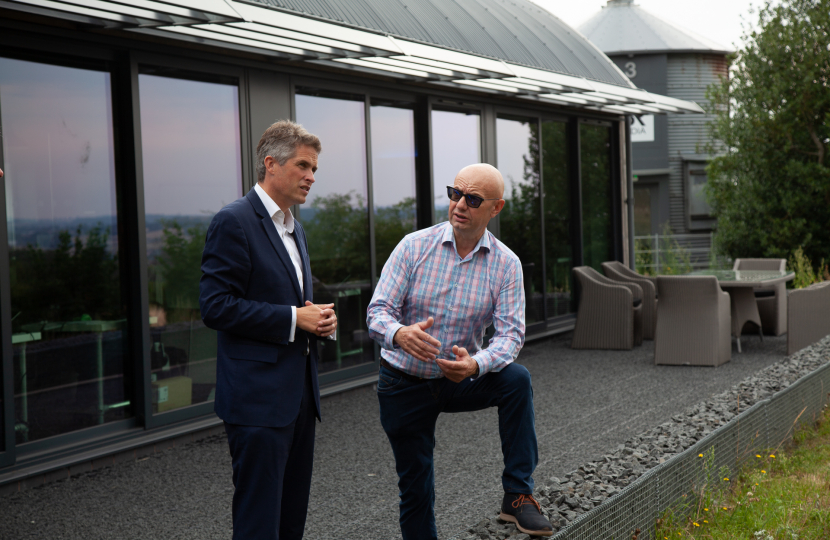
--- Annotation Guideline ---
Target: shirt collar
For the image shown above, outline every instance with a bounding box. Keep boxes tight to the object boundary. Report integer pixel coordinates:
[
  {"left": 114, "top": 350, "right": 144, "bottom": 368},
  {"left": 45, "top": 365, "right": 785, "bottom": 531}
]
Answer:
[
  {"left": 441, "top": 221, "right": 491, "bottom": 258},
  {"left": 255, "top": 183, "right": 294, "bottom": 233}
]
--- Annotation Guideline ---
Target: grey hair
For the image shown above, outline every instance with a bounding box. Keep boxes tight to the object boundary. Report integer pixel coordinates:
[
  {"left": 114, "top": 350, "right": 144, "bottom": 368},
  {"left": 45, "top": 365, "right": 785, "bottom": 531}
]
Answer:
[{"left": 255, "top": 120, "right": 322, "bottom": 183}]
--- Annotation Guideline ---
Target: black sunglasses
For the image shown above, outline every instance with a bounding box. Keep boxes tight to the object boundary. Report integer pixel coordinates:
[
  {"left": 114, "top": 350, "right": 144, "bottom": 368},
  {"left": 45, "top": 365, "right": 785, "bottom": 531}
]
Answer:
[{"left": 446, "top": 186, "right": 500, "bottom": 209}]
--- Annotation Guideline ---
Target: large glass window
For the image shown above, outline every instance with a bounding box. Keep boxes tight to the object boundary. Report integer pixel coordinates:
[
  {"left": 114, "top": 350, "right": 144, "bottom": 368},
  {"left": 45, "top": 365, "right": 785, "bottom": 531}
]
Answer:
[
  {"left": 541, "top": 121, "right": 574, "bottom": 318},
  {"left": 580, "top": 124, "right": 614, "bottom": 271},
  {"left": 139, "top": 69, "right": 242, "bottom": 414},
  {"left": 431, "top": 109, "right": 480, "bottom": 224},
  {"left": 296, "top": 90, "right": 374, "bottom": 373},
  {"left": 370, "top": 102, "right": 417, "bottom": 276},
  {"left": 1, "top": 57, "right": 130, "bottom": 443},
  {"left": 497, "top": 116, "right": 544, "bottom": 325},
  {"left": 687, "top": 166, "right": 712, "bottom": 217}
]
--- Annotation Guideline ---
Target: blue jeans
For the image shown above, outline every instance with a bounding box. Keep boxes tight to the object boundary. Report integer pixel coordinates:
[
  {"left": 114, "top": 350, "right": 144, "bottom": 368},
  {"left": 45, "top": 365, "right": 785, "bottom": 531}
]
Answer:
[{"left": 377, "top": 362, "right": 538, "bottom": 540}]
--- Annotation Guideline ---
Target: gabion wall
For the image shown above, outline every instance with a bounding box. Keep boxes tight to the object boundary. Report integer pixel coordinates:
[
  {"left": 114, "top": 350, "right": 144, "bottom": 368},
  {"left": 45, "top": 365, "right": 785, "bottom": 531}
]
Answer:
[{"left": 551, "top": 361, "right": 830, "bottom": 540}]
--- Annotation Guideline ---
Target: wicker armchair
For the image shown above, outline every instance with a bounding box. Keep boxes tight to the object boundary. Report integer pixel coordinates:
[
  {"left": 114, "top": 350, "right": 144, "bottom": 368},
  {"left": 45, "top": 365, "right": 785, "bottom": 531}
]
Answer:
[
  {"left": 601, "top": 261, "right": 657, "bottom": 340},
  {"left": 654, "top": 276, "right": 731, "bottom": 366},
  {"left": 787, "top": 280, "right": 830, "bottom": 355},
  {"left": 733, "top": 258, "right": 787, "bottom": 336},
  {"left": 571, "top": 266, "right": 643, "bottom": 350}
]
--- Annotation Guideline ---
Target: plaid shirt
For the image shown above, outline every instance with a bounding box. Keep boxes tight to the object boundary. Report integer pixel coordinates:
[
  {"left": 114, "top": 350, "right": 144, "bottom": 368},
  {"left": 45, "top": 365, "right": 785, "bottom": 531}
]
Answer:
[{"left": 367, "top": 222, "right": 525, "bottom": 379}]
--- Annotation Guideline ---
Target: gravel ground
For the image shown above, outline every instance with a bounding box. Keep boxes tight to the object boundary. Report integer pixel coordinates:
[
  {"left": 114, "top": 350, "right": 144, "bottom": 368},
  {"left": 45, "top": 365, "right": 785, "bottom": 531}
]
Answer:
[
  {"left": 460, "top": 335, "right": 830, "bottom": 539},
  {"left": 0, "top": 332, "right": 795, "bottom": 540}
]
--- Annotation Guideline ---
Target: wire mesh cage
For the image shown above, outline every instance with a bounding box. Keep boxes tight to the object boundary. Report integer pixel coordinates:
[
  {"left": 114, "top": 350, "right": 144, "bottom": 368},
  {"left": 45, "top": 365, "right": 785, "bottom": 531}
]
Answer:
[{"left": 550, "top": 361, "right": 830, "bottom": 540}]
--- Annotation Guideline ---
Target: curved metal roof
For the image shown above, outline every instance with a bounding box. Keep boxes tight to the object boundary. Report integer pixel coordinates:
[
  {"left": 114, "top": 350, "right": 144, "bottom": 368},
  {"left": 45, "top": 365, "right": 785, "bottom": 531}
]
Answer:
[
  {"left": 247, "top": 0, "right": 633, "bottom": 87},
  {"left": 578, "top": 0, "right": 732, "bottom": 56},
  {"left": 1, "top": 0, "right": 706, "bottom": 114}
]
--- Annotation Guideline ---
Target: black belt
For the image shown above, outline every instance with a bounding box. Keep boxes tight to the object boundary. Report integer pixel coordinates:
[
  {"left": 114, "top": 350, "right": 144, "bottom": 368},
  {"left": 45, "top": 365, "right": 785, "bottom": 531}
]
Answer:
[{"left": 380, "top": 358, "right": 431, "bottom": 384}]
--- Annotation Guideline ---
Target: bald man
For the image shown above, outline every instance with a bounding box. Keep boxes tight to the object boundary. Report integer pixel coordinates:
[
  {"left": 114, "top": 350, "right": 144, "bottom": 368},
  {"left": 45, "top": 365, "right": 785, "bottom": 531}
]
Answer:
[{"left": 367, "top": 164, "right": 553, "bottom": 538}]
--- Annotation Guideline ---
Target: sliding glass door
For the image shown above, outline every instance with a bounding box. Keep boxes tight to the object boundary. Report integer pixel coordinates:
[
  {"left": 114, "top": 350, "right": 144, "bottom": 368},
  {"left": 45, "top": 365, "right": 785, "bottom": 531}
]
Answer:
[
  {"left": 138, "top": 68, "right": 243, "bottom": 417},
  {"left": 497, "top": 116, "right": 544, "bottom": 326},
  {"left": 1, "top": 57, "right": 131, "bottom": 445},
  {"left": 580, "top": 124, "right": 614, "bottom": 271},
  {"left": 431, "top": 109, "right": 481, "bottom": 224},
  {"left": 295, "top": 89, "right": 375, "bottom": 375},
  {"left": 541, "top": 121, "right": 574, "bottom": 318}
]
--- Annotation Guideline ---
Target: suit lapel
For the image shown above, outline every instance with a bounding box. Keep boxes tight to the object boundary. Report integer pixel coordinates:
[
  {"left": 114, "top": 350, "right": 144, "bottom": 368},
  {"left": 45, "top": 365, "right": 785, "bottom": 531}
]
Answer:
[{"left": 246, "top": 189, "right": 303, "bottom": 305}]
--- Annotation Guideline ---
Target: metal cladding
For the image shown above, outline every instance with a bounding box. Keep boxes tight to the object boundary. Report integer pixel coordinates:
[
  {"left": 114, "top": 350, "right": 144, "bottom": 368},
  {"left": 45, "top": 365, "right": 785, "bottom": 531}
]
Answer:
[
  {"left": 251, "top": 0, "right": 631, "bottom": 86},
  {"left": 666, "top": 54, "right": 728, "bottom": 231},
  {"left": 578, "top": 0, "right": 733, "bottom": 56}
]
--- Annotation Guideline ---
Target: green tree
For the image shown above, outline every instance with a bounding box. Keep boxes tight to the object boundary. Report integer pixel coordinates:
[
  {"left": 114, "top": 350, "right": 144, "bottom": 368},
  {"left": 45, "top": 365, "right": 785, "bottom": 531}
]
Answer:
[
  {"left": 302, "top": 191, "right": 370, "bottom": 285},
  {"left": 373, "top": 196, "right": 416, "bottom": 275},
  {"left": 10, "top": 224, "right": 122, "bottom": 328},
  {"left": 155, "top": 219, "right": 209, "bottom": 314},
  {"left": 706, "top": 0, "right": 830, "bottom": 264}
]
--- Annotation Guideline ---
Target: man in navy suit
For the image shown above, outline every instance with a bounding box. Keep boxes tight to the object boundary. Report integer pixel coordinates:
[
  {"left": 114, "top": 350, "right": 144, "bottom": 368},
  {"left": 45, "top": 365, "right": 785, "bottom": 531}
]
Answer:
[{"left": 200, "top": 120, "right": 337, "bottom": 540}]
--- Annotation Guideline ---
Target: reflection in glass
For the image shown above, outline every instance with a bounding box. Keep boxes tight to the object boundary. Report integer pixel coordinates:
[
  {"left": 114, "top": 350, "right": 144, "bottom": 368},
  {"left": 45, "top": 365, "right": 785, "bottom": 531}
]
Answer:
[
  {"left": 296, "top": 91, "right": 374, "bottom": 373},
  {"left": 497, "top": 117, "right": 544, "bottom": 325},
  {"left": 139, "top": 72, "right": 242, "bottom": 414},
  {"left": 580, "top": 124, "right": 614, "bottom": 272},
  {"left": 431, "top": 110, "right": 480, "bottom": 223},
  {"left": 370, "top": 104, "right": 417, "bottom": 276},
  {"left": 688, "top": 170, "right": 712, "bottom": 216},
  {"left": 1, "top": 57, "right": 130, "bottom": 442},
  {"left": 541, "top": 121, "right": 574, "bottom": 318}
]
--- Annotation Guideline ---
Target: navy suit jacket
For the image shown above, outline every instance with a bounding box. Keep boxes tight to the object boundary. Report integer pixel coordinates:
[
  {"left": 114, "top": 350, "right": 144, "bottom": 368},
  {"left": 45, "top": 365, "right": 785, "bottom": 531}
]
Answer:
[{"left": 200, "top": 187, "right": 321, "bottom": 428}]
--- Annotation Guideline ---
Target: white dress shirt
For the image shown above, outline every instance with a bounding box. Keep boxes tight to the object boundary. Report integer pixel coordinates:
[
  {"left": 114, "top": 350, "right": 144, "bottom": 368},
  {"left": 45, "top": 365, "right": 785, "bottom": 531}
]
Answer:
[{"left": 254, "top": 183, "right": 304, "bottom": 342}]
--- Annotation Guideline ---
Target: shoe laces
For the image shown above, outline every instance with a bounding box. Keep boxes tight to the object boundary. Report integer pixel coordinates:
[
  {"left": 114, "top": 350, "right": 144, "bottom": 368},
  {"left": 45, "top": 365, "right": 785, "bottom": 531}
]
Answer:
[{"left": 512, "top": 494, "right": 541, "bottom": 513}]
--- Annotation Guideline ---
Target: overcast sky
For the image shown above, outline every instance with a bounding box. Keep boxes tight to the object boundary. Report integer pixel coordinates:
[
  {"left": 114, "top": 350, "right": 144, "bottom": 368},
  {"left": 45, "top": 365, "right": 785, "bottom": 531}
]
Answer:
[{"left": 529, "top": 0, "right": 764, "bottom": 53}]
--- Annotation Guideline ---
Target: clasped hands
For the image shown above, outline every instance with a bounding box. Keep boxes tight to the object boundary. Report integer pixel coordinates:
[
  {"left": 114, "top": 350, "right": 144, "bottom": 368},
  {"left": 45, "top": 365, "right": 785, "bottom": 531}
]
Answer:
[
  {"left": 296, "top": 301, "right": 337, "bottom": 338},
  {"left": 393, "top": 316, "right": 478, "bottom": 383}
]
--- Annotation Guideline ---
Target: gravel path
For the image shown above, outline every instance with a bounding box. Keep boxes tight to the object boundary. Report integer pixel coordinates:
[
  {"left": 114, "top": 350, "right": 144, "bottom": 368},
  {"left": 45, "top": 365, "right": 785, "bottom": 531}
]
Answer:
[{"left": 0, "top": 333, "right": 791, "bottom": 540}]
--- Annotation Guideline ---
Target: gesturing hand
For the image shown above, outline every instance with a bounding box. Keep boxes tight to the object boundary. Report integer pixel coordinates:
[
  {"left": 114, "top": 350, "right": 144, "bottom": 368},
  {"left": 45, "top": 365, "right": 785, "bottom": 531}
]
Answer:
[
  {"left": 296, "top": 301, "right": 337, "bottom": 337},
  {"left": 436, "top": 345, "right": 478, "bottom": 383},
  {"left": 393, "top": 316, "right": 442, "bottom": 362}
]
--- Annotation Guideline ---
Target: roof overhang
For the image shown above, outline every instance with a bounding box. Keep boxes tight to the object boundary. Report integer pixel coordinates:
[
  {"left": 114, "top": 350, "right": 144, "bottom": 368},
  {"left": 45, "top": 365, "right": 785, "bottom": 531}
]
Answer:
[{"left": 1, "top": 0, "right": 704, "bottom": 115}]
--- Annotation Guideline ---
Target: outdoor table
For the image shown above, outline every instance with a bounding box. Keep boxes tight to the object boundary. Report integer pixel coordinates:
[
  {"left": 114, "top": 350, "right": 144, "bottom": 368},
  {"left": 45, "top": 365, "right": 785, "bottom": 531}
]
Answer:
[{"left": 687, "top": 269, "right": 794, "bottom": 352}]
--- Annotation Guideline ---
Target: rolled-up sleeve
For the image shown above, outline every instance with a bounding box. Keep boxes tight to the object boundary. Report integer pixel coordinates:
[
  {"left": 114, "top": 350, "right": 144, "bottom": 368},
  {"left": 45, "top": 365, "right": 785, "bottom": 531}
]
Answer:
[
  {"left": 471, "top": 261, "right": 525, "bottom": 375},
  {"left": 367, "top": 240, "right": 411, "bottom": 350}
]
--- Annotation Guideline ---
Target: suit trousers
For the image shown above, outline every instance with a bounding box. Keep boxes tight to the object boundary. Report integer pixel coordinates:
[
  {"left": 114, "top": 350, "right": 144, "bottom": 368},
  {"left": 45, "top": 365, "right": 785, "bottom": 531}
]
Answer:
[
  {"left": 224, "top": 358, "right": 316, "bottom": 540},
  {"left": 378, "top": 362, "right": 538, "bottom": 540}
]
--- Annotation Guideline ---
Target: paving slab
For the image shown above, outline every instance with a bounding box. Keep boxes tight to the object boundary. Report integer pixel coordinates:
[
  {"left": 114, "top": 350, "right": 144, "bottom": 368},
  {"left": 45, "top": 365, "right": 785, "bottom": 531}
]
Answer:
[{"left": 0, "top": 333, "right": 787, "bottom": 540}]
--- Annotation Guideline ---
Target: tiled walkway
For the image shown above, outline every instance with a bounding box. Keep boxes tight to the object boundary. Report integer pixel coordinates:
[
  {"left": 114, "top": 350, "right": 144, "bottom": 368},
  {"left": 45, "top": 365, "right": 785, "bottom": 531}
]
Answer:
[{"left": 0, "top": 333, "right": 787, "bottom": 540}]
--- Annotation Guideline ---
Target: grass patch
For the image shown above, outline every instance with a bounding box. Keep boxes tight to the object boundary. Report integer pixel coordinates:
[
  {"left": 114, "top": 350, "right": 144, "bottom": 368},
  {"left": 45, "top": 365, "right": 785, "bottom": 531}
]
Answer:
[{"left": 656, "top": 406, "right": 830, "bottom": 540}]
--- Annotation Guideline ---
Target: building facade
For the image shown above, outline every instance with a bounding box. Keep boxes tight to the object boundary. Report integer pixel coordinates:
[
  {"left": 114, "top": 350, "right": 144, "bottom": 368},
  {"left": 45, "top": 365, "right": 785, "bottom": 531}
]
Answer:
[
  {"left": 0, "top": 0, "right": 699, "bottom": 485},
  {"left": 580, "top": 0, "right": 731, "bottom": 237}
]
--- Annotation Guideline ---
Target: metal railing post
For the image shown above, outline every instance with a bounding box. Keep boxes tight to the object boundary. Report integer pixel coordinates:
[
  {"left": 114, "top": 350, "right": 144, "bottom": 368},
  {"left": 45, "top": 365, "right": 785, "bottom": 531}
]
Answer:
[{"left": 653, "top": 233, "right": 659, "bottom": 274}]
